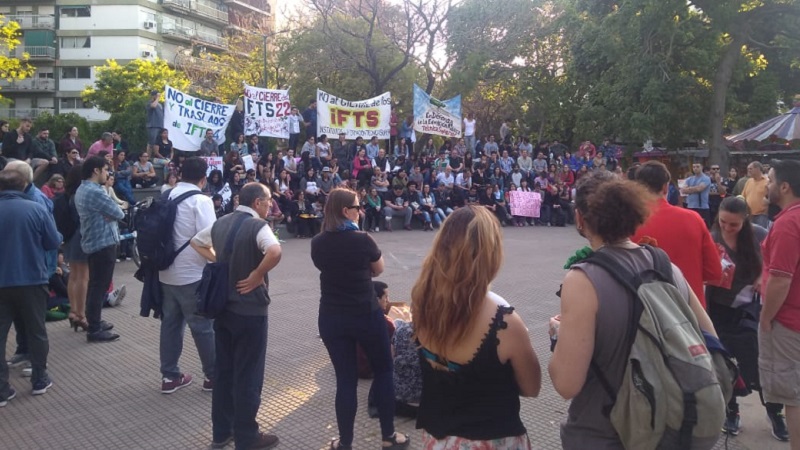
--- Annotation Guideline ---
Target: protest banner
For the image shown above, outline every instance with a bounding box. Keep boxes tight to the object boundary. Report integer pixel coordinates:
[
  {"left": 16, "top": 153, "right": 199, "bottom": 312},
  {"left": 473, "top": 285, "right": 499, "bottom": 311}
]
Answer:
[
  {"left": 201, "top": 156, "right": 223, "bottom": 178},
  {"left": 509, "top": 191, "right": 541, "bottom": 218},
  {"left": 243, "top": 84, "right": 290, "bottom": 138},
  {"left": 164, "top": 85, "right": 235, "bottom": 152},
  {"left": 412, "top": 84, "right": 461, "bottom": 138},
  {"left": 316, "top": 89, "right": 392, "bottom": 139},
  {"left": 219, "top": 182, "right": 232, "bottom": 210}
]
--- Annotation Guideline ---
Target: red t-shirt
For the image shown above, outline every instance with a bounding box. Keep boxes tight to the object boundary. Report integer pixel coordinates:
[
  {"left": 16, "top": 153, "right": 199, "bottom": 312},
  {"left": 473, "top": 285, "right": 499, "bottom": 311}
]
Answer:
[
  {"left": 632, "top": 198, "right": 722, "bottom": 307},
  {"left": 761, "top": 200, "right": 800, "bottom": 332}
]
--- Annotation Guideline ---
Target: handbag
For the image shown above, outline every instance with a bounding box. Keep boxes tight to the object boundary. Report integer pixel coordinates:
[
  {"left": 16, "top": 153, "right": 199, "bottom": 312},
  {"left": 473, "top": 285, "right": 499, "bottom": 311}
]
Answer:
[{"left": 196, "top": 213, "right": 249, "bottom": 319}]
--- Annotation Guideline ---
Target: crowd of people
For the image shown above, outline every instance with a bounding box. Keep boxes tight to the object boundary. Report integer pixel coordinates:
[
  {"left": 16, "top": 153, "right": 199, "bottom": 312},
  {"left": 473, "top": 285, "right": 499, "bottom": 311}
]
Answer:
[{"left": 3, "top": 107, "right": 800, "bottom": 450}]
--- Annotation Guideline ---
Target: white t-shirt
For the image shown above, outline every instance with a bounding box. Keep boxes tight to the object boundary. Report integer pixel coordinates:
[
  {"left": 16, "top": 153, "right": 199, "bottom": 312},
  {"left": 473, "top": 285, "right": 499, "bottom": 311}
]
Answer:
[
  {"left": 317, "top": 142, "right": 331, "bottom": 158},
  {"left": 159, "top": 183, "right": 217, "bottom": 286},
  {"left": 463, "top": 118, "right": 476, "bottom": 137}
]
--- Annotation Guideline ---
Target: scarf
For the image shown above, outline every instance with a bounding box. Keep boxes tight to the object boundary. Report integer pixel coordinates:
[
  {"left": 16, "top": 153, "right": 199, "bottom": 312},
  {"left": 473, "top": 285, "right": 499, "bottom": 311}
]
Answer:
[{"left": 337, "top": 220, "right": 360, "bottom": 232}]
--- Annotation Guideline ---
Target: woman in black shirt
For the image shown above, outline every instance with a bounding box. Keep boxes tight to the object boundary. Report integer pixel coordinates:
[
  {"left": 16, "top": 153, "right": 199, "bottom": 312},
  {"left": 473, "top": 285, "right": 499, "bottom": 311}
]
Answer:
[{"left": 310, "top": 188, "right": 409, "bottom": 450}]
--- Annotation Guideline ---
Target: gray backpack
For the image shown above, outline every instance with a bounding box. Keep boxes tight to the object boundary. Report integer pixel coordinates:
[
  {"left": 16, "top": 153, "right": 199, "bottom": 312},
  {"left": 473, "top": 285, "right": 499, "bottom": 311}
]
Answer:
[{"left": 584, "top": 246, "right": 727, "bottom": 450}]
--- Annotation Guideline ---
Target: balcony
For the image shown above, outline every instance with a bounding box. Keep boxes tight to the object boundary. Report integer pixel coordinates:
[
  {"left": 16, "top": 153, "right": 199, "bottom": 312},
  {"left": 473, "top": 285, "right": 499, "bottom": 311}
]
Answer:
[
  {"left": 10, "top": 45, "right": 57, "bottom": 60},
  {"left": 4, "top": 14, "right": 56, "bottom": 29},
  {"left": 0, "top": 78, "right": 56, "bottom": 92},
  {"left": 162, "top": 0, "right": 228, "bottom": 25},
  {"left": 194, "top": 30, "right": 226, "bottom": 49},
  {"left": 160, "top": 23, "right": 195, "bottom": 43},
  {"left": 0, "top": 108, "right": 55, "bottom": 120},
  {"left": 224, "top": 0, "right": 270, "bottom": 16}
]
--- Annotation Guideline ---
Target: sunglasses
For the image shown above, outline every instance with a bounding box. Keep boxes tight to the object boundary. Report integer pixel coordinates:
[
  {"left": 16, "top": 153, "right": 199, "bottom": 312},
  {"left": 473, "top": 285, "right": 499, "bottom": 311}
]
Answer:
[{"left": 345, "top": 205, "right": 360, "bottom": 210}]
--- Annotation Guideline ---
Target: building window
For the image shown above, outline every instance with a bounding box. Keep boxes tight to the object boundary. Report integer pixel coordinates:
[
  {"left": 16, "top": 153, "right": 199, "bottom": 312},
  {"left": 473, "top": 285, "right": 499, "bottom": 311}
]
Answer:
[
  {"left": 60, "top": 97, "right": 92, "bottom": 109},
  {"left": 61, "top": 67, "right": 91, "bottom": 79},
  {"left": 60, "top": 37, "right": 91, "bottom": 49},
  {"left": 37, "top": 72, "right": 55, "bottom": 79},
  {"left": 60, "top": 6, "right": 91, "bottom": 18}
]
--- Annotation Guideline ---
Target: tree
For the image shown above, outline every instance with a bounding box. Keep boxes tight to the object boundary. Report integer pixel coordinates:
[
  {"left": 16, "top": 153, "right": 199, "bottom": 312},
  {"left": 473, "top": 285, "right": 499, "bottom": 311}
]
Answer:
[
  {"left": 82, "top": 58, "right": 190, "bottom": 114},
  {"left": 0, "top": 15, "right": 35, "bottom": 102},
  {"left": 688, "top": 0, "right": 800, "bottom": 168},
  {"left": 82, "top": 59, "right": 189, "bottom": 153}
]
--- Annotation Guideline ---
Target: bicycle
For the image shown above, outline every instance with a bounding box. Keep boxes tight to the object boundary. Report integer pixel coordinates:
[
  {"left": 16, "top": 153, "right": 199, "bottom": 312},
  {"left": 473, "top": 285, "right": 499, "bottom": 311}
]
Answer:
[{"left": 118, "top": 197, "right": 151, "bottom": 268}]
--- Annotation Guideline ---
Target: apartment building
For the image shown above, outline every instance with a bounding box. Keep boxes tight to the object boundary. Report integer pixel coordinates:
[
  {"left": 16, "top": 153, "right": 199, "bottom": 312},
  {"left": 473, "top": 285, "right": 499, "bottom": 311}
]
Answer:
[{"left": 1, "top": 0, "right": 274, "bottom": 122}]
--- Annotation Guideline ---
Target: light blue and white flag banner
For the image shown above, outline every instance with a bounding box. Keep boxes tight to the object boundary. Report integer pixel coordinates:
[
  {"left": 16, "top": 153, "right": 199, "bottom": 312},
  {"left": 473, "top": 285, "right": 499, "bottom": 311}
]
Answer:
[
  {"left": 164, "top": 85, "right": 235, "bottom": 151},
  {"left": 243, "top": 84, "right": 291, "bottom": 138},
  {"left": 412, "top": 84, "right": 461, "bottom": 138}
]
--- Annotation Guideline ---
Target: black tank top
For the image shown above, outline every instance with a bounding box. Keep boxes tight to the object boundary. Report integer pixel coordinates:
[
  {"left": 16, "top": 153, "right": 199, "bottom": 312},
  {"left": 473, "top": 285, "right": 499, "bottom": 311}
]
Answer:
[{"left": 416, "top": 305, "right": 526, "bottom": 440}]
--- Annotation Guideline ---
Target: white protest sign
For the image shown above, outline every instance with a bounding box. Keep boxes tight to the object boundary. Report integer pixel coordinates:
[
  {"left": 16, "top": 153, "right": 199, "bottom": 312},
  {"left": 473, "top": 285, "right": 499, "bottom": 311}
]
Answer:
[
  {"left": 509, "top": 191, "right": 541, "bottom": 218},
  {"left": 243, "top": 84, "right": 290, "bottom": 138},
  {"left": 316, "top": 89, "right": 391, "bottom": 139},
  {"left": 219, "top": 182, "right": 232, "bottom": 210},
  {"left": 242, "top": 154, "right": 255, "bottom": 172},
  {"left": 202, "top": 156, "right": 223, "bottom": 178},
  {"left": 164, "top": 85, "right": 235, "bottom": 151}
]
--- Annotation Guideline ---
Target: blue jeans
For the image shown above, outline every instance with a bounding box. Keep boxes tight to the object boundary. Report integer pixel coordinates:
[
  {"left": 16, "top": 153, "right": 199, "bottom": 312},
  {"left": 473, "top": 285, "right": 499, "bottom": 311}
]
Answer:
[
  {"left": 212, "top": 311, "right": 269, "bottom": 450},
  {"left": 160, "top": 281, "right": 215, "bottom": 380},
  {"left": 319, "top": 308, "right": 395, "bottom": 447},
  {"left": 0, "top": 285, "right": 50, "bottom": 396}
]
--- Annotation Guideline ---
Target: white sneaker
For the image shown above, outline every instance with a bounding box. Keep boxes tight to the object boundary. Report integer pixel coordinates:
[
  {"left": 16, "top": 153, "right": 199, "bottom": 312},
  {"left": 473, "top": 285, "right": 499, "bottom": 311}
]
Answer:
[
  {"left": 21, "top": 367, "right": 31, "bottom": 377},
  {"left": 375, "top": 227, "right": 379, "bottom": 232},
  {"left": 109, "top": 285, "right": 127, "bottom": 307}
]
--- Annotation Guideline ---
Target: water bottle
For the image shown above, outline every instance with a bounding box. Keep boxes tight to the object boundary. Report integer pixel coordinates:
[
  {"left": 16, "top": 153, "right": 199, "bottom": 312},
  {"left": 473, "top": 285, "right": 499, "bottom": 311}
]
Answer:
[{"left": 119, "top": 231, "right": 137, "bottom": 240}]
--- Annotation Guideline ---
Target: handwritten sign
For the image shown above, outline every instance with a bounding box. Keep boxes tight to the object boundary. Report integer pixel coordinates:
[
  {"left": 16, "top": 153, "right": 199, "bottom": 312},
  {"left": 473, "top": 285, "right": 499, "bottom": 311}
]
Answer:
[
  {"left": 219, "top": 182, "right": 232, "bottom": 210},
  {"left": 201, "top": 156, "right": 223, "bottom": 178},
  {"left": 242, "top": 154, "right": 255, "bottom": 172},
  {"left": 164, "top": 85, "right": 235, "bottom": 152},
  {"left": 243, "top": 84, "right": 290, "bottom": 138},
  {"left": 413, "top": 84, "right": 461, "bottom": 138},
  {"left": 317, "top": 89, "right": 392, "bottom": 139},
  {"left": 509, "top": 191, "right": 541, "bottom": 218}
]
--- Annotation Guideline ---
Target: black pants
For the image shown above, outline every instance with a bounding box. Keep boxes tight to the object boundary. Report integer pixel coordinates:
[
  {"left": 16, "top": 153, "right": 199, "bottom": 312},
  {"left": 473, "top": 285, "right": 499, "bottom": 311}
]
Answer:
[
  {"left": 212, "top": 310, "right": 268, "bottom": 450},
  {"left": 0, "top": 285, "right": 50, "bottom": 393},
  {"left": 690, "top": 208, "right": 711, "bottom": 228},
  {"left": 86, "top": 245, "right": 117, "bottom": 333},
  {"left": 319, "top": 309, "right": 395, "bottom": 447}
]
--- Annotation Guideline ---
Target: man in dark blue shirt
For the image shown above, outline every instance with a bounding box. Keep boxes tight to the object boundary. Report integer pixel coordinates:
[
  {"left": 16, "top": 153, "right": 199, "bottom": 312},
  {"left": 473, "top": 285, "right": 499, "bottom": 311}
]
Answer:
[{"left": 302, "top": 99, "right": 318, "bottom": 142}]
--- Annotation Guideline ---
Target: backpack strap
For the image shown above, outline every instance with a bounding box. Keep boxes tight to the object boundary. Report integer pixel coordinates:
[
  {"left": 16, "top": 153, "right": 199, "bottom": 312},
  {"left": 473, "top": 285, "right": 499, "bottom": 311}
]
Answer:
[{"left": 169, "top": 190, "right": 205, "bottom": 257}]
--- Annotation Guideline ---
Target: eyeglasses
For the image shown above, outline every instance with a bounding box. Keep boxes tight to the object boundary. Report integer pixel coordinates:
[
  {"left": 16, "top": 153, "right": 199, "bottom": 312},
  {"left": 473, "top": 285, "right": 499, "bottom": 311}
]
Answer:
[
  {"left": 711, "top": 167, "right": 720, "bottom": 170},
  {"left": 345, "top": 205, "right": 360, "bottom": 210},
  {"left": 70, "top": 150, "right": 79, "bottom": 154}
]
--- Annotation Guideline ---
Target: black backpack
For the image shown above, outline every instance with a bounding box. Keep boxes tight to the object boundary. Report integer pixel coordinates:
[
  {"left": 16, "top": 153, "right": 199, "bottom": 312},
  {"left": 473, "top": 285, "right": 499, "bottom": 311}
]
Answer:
[
  {"left": 135, "top": 189, "right": 203, "bottom": 270},
  {"left": 52, "top": 193, "right": 78, "bottom": 241}
]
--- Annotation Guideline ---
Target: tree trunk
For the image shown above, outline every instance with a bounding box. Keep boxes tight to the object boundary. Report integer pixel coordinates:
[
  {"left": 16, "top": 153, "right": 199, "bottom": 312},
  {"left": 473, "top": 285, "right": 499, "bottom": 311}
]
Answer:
[{"left": 708, "top": 32, "right": 745, "bottom": 171}]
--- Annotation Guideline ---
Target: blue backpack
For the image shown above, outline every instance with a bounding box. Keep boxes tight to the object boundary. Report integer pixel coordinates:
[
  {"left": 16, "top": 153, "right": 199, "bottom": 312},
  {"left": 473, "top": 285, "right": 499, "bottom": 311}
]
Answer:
[{"left": 135, "top": 189, "right": 203, "bottom": 270}]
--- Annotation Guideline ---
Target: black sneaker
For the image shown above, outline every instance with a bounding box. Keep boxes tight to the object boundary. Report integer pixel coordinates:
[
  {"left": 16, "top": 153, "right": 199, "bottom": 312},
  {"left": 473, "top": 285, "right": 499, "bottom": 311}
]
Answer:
[
  {"left": 722, "top": 411, "right": 740, "bottom": 435},
  {"left": 767, "top": 410, "right": 790, "bottom": 442},
  {"left": 87, "top": 330, "right": 120, "bottom": 343},
  {"left": 0, "top": 388, "right": 16, "bottom": 407},
  {"left": 6, "top": 354, "right": 29, "bottom": 367},
  {"left": 32, "top": 378, "right": 53, "bottom": 395}
]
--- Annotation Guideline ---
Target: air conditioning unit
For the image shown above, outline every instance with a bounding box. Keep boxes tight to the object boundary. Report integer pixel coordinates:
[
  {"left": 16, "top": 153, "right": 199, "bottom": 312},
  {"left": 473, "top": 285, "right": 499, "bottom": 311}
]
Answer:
[
  {"left": 141, "top": 50, "right": 154, "bottom": 58},
  {"left": 143, "top": 21, "right": 155, "bottom": 29}
]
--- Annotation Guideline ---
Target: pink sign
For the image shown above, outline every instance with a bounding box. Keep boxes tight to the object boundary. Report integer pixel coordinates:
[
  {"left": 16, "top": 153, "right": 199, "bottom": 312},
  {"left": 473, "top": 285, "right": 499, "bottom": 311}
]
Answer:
[{"left": 509, "top": 191, "right": 541, "bottom": 218}]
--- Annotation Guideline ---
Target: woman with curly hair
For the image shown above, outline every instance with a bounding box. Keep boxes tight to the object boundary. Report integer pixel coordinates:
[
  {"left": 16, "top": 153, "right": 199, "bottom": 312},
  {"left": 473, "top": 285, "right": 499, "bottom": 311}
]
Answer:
[
  {"left": 549, "top": 171, "right": 718, "bottom": 449},
  {"left": 413, "top": 206, "right": 541, "bottom": 450}
]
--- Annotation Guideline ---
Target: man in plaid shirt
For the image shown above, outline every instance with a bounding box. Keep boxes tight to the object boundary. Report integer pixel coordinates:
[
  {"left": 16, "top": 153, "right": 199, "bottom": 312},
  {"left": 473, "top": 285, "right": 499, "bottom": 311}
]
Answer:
[{"left": 75, "top": 156, "right": 124, "bottom": 343}]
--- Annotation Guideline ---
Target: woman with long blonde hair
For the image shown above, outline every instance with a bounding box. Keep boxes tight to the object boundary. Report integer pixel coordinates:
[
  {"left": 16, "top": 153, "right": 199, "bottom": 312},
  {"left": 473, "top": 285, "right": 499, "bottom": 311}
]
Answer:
[{"left": 412, "top": 206, "right": 541, "bottom": 450}]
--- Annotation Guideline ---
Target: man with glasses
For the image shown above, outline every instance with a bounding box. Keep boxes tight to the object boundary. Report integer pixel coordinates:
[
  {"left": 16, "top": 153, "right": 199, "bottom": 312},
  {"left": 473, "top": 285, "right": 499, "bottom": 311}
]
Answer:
[{"left": 708, "top": 165, "right": 726, "bottom": 223}]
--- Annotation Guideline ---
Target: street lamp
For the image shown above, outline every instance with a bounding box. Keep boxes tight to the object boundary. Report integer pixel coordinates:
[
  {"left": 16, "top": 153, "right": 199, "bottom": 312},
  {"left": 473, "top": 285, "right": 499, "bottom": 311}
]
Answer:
[{"left": 243, "top": 29, "right": 289, "bottom": 88}]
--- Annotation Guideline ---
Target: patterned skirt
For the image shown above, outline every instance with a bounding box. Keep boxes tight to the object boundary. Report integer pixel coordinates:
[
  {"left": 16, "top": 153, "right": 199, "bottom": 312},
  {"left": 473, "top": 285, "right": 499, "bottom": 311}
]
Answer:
[{"left": 422, "top": 431, "right": 532, "bottom": 450}]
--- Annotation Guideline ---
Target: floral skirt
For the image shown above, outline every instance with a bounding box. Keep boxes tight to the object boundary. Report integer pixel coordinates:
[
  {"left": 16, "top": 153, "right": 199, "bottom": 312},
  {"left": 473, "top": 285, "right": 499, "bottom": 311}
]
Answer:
[{"left": 422, "top": 431, "right": 532, "bottom": 450}]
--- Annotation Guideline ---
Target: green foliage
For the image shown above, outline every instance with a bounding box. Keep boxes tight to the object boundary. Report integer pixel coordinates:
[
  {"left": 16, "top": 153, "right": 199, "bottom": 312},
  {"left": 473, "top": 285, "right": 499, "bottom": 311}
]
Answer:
[
  {"left": 32, "top": 112, "right": 92, "bottom": 148},
  {"left": 0, "top": 15, "right": 35, "bottom": 102},
  {"left": 82, "top": 58, "right": 189, "bottom": 114},
  {"left": 104, "top": 98, "right": 150, "bottom": 154}
]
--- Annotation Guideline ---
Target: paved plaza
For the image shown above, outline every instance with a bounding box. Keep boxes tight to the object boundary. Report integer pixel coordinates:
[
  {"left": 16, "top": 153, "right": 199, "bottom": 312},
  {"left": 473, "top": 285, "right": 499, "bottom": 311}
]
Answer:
[{"left": 0, "top": 225, "right": 789, "bottom": 449}]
